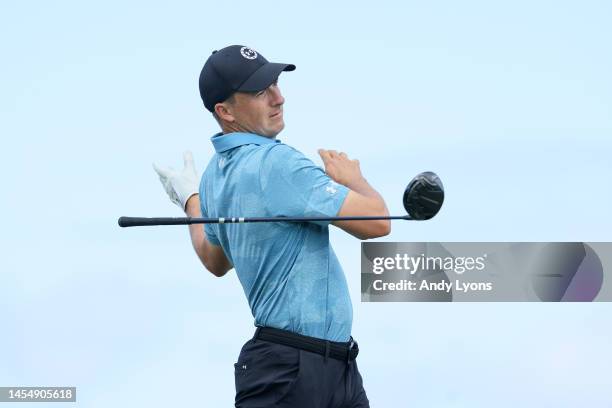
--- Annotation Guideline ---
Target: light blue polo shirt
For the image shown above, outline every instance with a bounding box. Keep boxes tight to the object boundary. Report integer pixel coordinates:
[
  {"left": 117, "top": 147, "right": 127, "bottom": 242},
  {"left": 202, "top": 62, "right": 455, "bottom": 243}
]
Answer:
[{"left": 199, "top": 132, "right": 353, "bottom": 342}]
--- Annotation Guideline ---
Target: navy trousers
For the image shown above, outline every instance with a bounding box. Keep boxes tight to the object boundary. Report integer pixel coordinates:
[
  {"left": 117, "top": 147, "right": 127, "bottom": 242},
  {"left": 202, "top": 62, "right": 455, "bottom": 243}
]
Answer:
[{"left": 234, "top": 335, "right": 370, "bottom": 407}]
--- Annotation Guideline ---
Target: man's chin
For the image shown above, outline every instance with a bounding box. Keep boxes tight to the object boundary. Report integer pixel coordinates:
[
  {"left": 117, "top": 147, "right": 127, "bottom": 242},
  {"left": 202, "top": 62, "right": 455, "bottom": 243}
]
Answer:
[{"left": 265, "top": 122, "right": 285, "bottom": 138}]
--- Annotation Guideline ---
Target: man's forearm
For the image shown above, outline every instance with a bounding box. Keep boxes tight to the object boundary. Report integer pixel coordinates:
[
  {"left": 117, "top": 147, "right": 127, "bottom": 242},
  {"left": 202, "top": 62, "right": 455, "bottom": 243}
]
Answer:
[
  {"left": 184, "top": 194, "right": 208, "bottom": 266},
  {"left": 184, "top": 194, "right": 233, "bottom": 276},
  {"left": 345, "top": 177, "right": 389, "bottom": 215}
]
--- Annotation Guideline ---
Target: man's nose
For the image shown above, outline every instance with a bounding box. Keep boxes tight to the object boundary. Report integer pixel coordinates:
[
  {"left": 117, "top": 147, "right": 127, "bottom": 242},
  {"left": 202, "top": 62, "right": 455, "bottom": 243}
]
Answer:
[{"left": 270, "top": 85, "right": 284, "bottom": 105}]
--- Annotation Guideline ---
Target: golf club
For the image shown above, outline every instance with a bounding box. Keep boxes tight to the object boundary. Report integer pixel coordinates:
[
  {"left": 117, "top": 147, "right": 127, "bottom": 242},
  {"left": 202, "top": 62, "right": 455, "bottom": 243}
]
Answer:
[{"left": 118, "top": 171, "right": 444, "bottom": 228}]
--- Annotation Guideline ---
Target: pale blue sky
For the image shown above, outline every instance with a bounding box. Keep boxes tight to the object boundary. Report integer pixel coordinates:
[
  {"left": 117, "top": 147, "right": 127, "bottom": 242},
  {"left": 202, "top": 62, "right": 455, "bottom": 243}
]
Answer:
[{"left": 2, "top": 0, "right": 611, "bottom": 406}]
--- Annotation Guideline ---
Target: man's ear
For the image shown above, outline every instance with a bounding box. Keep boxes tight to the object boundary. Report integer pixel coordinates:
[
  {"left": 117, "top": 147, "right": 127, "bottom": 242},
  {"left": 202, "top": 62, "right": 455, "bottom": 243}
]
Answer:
[{"left": 214, "top": 102, "right": 235, "bottom": 123}]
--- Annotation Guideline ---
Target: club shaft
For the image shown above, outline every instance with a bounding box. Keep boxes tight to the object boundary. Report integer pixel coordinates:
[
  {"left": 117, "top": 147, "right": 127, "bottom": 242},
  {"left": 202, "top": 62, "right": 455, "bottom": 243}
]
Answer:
[{"left": 118, "top": 215, "right": 412, "bottom": 227}]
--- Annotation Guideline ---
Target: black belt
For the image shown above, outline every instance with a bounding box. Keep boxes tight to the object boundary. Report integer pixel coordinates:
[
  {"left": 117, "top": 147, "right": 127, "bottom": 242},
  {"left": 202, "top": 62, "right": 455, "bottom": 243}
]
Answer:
[{"left": 254, "top": 326, "right": 359, "bottom": 363}]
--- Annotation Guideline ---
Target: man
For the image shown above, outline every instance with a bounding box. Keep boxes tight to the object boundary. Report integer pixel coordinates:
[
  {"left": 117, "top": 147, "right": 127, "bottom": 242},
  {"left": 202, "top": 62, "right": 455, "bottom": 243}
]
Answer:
[{"left": 154, "top": 45, "right": 390, "bottom": 408}]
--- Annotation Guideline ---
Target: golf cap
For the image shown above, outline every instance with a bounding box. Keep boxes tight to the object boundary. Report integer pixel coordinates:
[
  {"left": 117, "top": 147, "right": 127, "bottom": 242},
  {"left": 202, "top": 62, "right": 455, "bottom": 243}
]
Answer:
[{"left": 199, "top": 45, "right": 296, "bottom": 112}]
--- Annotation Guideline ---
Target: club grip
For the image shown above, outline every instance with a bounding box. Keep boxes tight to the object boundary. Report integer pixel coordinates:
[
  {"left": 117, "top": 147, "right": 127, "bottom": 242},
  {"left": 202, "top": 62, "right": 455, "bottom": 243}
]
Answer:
[{"left": 118, "top": 216, "right": 191, "bottom": 227}]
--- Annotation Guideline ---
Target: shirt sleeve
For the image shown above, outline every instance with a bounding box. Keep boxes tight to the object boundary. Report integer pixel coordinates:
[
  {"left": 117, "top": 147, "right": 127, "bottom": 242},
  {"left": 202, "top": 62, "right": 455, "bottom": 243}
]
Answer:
[
  {"left": 199, "top": 173, "right": 221, "bottom": 246},
  {"left": 259, "top": 144, "right": 350, "bottom": 227}
]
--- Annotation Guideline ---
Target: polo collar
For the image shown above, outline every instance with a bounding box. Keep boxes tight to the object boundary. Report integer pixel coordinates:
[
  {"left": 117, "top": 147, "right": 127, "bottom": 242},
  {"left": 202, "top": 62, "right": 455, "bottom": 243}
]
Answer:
[{"left": 211, "top": 132, "right": 281, "bottom": 153}]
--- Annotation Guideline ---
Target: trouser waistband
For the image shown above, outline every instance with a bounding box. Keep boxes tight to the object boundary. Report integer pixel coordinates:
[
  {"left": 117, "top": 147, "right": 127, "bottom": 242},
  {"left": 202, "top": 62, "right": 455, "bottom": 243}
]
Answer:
[{"left": 253, "top": 326, "right": 359, "bottom": 363}]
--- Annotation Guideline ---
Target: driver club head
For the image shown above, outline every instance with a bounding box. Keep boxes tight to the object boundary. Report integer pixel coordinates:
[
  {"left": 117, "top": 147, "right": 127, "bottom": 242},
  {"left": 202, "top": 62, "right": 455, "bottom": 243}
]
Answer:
[{"left": 403, "top": 171, "right": 444, "bottom": 220}]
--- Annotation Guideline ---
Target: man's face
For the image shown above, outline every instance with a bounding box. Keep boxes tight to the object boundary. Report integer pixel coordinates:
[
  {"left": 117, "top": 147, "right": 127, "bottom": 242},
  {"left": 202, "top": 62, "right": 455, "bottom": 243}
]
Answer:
[{"left": 224, "top": 79, "right": 286, "bottom": 138}]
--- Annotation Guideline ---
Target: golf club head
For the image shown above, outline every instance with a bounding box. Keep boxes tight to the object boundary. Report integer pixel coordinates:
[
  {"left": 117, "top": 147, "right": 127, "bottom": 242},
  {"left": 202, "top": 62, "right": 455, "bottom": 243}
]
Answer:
[{"left": 403, "top": 171, "right": 444, "bottom": 220}]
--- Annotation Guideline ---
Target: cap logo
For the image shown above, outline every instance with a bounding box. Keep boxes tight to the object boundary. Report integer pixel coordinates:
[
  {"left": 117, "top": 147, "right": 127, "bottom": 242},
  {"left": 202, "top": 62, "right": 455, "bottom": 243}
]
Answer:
[{"left": 240, "top": 47, "right": 258, "bottom": 60}]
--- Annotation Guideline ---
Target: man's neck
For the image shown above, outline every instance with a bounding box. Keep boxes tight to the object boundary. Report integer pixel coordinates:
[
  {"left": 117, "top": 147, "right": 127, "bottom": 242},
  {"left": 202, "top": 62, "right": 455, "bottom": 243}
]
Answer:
[{"left": 221, "top": 127, "right": 276, "bottom": 139}]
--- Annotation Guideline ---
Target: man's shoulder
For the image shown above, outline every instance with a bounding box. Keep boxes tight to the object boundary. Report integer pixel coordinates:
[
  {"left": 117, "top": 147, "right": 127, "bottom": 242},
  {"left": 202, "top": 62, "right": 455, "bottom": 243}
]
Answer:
[
  {"left": 262, "top": 142, "right": 308, "bottom": 164},
  {"left": 265, "top": 141, "right": 296, "bottom": 152},
  {"left": 202, "top": 152, "right": 220, "bottom": 174}
]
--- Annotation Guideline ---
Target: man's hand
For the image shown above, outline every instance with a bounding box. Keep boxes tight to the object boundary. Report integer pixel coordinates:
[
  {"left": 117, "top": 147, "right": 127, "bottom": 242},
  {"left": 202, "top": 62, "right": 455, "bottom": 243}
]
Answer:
[
  {"left": 318, "top": 149, "right": 391, "bottom": 239},
  {"left": 153, "top": 151, "right": 200, "bottom": 211},
  {"left": 317, "top": 149, "right": 365, "bottom": 188}
]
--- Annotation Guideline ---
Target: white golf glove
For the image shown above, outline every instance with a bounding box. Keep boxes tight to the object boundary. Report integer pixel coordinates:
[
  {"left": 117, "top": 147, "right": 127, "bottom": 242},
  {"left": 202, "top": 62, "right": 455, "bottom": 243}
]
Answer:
[{"left": 153, "top": 151, "right": 200, "bottom": 211}]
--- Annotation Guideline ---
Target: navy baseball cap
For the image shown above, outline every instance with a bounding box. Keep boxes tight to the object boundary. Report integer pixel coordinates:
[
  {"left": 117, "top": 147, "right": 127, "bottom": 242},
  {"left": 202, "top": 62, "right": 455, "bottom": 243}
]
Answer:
[{"left": 199, "top": 45, "right": 296, "bottom": 112}]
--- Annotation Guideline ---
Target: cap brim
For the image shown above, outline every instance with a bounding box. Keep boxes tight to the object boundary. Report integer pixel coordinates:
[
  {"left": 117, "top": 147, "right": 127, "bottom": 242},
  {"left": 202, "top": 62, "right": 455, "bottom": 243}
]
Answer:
[{"left": 238, "top": 63, "right": 295, "bottom": 92}]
